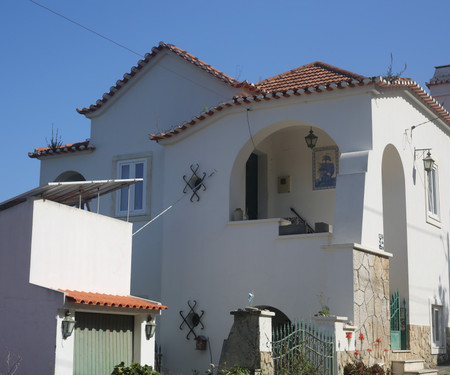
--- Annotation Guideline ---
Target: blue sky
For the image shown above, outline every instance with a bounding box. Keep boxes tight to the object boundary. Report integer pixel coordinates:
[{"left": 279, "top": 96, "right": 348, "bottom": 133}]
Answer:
[{"left": 1, "top": 0, "right": 449, "bottom": 202}]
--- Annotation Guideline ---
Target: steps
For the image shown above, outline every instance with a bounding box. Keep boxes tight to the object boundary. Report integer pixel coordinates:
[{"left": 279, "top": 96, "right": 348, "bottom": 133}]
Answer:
[{"left": 392, "top": 360, "right": 438, "bottom": 375}]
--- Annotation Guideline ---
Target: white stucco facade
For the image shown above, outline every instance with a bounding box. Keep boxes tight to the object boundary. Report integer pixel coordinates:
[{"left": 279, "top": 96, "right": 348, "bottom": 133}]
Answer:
[{"left": 32, "top": 44, "right": 450, "bottom": 373}]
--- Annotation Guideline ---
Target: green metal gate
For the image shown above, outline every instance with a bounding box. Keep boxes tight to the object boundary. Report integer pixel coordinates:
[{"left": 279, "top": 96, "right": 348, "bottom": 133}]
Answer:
[
  {"left": 74, "top": 312, "right": 134, "bottom": 375},
  {"left": 272, "top": 321, "right": 335, "bottom": 375},
  {"left": 390, "top": 291, "right": 408, "bottom": 350}
]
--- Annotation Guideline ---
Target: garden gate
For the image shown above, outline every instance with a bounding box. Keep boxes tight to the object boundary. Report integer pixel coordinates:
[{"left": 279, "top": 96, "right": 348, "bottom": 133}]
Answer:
[
  {"left": 272, "top": 320, "right": 335, "bottom": 375},
  {"left": 390, "top": 290, "right": 408, "bottom": 350}
]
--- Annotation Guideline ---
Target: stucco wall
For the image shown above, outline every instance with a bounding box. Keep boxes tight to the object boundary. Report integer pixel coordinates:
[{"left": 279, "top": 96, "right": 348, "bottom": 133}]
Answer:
[
  {"left": 30, "top": 199, "right": 132, "bottom": 295},
  {"left": 37, "top": 51, "right": 241, "bottom": 301},
  {"left": 0, "top": 199, "right": 64, "bottom": 374},
  {"left": 35, "top": 57, "right": 450, "bottom": 374},
  {"left": 370, "top": 91, "right": 450, "bottom": 333}
]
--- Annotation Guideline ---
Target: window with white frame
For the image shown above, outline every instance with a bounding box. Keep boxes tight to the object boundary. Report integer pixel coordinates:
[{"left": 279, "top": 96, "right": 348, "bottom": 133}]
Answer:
[
  {"left": 116, "top": 159, "right": 147, "bottom": 216},
  {"left": 432, "top": 305, "right": 444, "bottom": 348},
  {"left": 427, "top": 165, "right": 440, "bottom": 220}
]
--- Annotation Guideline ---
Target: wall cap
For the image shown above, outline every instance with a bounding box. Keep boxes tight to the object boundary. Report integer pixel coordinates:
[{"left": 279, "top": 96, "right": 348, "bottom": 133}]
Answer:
[
  {"left": 230, "top": 307, "right": 275, "bottom": 317},
  {"left": 322, "top": 243, "right": 393, "bottom": 258}
]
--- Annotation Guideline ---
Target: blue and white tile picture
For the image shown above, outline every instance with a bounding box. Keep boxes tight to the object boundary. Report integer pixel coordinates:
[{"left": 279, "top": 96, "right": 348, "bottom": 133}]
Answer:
[{"left": 312, "top": 146, "right": 339, "bottom": 190}]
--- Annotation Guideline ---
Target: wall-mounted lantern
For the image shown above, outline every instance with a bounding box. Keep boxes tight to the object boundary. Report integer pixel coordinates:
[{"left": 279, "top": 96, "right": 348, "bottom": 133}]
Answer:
[
  {"left": 62, "top": 311, "right": 76, "bottom": 339},
  {"left": 145, "top": 315, "right": 157, "bottom": 340},
  {"left": 304, "top": 127, "right": 318, "bottom": 149},
  {"left": 414, "top": 148, "right": 435, "bottom": 172}
]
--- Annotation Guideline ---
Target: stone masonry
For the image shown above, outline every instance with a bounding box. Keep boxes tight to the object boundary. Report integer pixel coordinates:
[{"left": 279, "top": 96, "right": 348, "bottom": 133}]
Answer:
[
  {"left": 353, "top": 248, "right": 391, "bottom": 352},
  {"left": 337, "top": 248, "right": 391, "bottom": 373}
]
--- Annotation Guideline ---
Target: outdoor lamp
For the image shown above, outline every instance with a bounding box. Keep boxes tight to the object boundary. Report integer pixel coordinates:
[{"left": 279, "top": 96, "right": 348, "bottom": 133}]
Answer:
[
  {"left": 61, "top": 311, "right": 76, "bottom": 339},
  {"left": 423, "top": 151, "right": 434, "bottom": 173},
  {"left": 305, "top": 127, "right": 318, "bottom": 149},
  {"left": 145, "top": 316, "right": 157, "bottom": 340},
  {"left": 414, "top": 148, "right": 435, "bottom": 173}
]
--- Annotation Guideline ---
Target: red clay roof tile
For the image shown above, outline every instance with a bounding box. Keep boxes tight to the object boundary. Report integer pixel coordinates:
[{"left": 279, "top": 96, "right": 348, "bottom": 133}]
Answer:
[
  {"left": 255, "top": 62, "right": 366, "bottom": 92},
  {"left": 61, "top": 290, "right": 167, "bottom": 311},
  {"left": 28, "top": 140, "right": 95, "bottom": 159},
  {"left": 150, "top": 75, "right": 450, "bottom": 142}
]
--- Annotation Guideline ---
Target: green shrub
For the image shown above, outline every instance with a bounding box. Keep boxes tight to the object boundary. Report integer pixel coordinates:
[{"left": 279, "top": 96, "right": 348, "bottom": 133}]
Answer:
[
  {"left": 219, "top": 365, "right": 251, "bottom": 375},
  {"left": 344, "top": 362, "right": 385, "bottom": 375},
  {"left": 111, "top": 362, "right": 160, "bottom": 375}
]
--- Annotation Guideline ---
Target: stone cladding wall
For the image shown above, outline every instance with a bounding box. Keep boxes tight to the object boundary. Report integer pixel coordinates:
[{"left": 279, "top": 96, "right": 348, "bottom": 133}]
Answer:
[
  {"left": 389, "top": 325, "right": 449, "bottom": 368},
  {"left": 337, "top": 249, "right": 391, "bottom": 374},
  {"left": 353, "top": 249, "right": 390, "bottom": 350}
]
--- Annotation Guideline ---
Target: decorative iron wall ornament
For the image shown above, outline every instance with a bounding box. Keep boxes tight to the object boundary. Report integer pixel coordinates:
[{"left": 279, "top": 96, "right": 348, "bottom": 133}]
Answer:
[
  {"left": 179, "top": 300, "right": 205, "bottom": 339},
  {"left": 183, "top": 164, "right": 206, "bottom": 202}
]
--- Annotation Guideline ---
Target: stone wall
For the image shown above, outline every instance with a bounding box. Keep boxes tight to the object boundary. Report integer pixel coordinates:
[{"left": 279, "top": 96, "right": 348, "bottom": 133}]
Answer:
[
  {"left": 219, "top": 308, "right": 274, "bottom": 375},
  {"left": 337, "top": 248, "right": 391, "bottom": 374},
  {"left": 353, "top": 249, "right": 390, "bottom": 350},
  {"left": 389, "top": 325, "right": 449, "bottom": 368}
]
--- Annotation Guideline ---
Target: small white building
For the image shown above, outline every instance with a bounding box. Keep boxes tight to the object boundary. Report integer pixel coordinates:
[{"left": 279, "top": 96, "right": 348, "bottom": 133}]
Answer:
[
  {"left": 0, "top": 181, "right": 166, "bottom": 375},
  {"left": 29, "top": 42, "right": 450, "bottom": 373}
]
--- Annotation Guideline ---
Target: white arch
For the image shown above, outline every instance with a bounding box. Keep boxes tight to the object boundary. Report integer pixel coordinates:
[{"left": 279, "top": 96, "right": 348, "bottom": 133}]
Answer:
[
  {"left": 382, "top": 144, "right": 409, "bottom": 298},
  {"left": 229, "top": 121, "right": 339, "bottom": 228}
]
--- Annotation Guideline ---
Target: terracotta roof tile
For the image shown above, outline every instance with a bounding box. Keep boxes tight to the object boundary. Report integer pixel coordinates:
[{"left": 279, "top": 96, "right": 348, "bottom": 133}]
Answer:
[
  {"left": 255, "top": 62, "right": 367, "bottom": 92},
  {"left": 61, "top": 290, "right": 167, "bottom": 311},
  {"left": 77, "top": 42, "right": 253, "bottom": 116},
  {"left": 150, "top": 74, "right": 450, "bottom": 142},
  {"left": 28, "top": 140, "right": 95, "bottom": 159}
]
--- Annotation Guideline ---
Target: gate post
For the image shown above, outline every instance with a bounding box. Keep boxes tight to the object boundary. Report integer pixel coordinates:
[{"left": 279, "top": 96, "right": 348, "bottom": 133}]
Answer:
[{"left": 219, "top": 307, "right": 275, "bottom": 375}]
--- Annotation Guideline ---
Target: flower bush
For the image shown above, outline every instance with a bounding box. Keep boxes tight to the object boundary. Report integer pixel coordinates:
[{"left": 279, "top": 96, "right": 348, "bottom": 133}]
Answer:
[
  {"left": 344, "top": 362, "right": 385, "bottom": 375},
  {"left": 111, "top": 362, "right": 160, "bottom": 375}
]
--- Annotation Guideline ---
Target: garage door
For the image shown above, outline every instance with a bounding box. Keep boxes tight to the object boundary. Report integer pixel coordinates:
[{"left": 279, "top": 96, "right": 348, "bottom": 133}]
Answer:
[{"left": 74, "top": 312, "right": 134, "bottom": 375}]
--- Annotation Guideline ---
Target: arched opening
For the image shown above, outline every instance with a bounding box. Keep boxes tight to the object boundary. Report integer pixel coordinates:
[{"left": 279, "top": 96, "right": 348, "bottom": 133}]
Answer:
[
  {"left": 54, "top": 171, "right": 86, "bottom": 182},
  {"left": 256, "top": 305, "right": 291, "bottom": 331},
  {"left": 382, "top": 144, "right": 409, "bottom": 349},
  {"left": 54, "top": 171, "right": 88, "bottom": 209},
  {"left": 230, "top": 123, "right": 338, "bottom": 234}
]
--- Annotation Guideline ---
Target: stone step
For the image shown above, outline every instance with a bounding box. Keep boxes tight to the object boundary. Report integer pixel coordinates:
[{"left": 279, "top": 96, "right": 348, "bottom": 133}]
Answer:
[
  {"left": 392, "top": 360, "right": 425, "bottom": 375},
  {"left": 404, "top": 370, "right": 437, "bottom": 375}
]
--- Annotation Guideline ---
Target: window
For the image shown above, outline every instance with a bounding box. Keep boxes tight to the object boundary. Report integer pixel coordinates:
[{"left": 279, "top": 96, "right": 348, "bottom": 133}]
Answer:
[
  {"left": 431, "top": 305, "right": 444, "bottom": 350},
  {"left": 116, "top": 159, "right": 147, "bottom": 216},
  {"left": 427, "top": 165, "right": 440, "bottom": 221}
]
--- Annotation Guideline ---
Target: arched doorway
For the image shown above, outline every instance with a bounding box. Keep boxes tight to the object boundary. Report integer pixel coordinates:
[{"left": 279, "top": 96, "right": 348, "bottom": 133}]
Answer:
[{"left": 382, "top": 144, "right": 408, "bottom": 349}]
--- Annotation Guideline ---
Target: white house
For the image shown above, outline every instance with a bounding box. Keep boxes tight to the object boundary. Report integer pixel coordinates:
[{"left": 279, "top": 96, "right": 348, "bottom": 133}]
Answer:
[
  {"left": 29, "top": 42, "right": 450, "bottom": 373},
  {"left": 0, "top": 181, "right": 167, "bottom": 375}
]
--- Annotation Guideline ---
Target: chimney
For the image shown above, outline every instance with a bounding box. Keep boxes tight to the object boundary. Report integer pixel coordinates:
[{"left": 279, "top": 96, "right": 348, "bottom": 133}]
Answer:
[{"left": 427, "top": 65, "right": 450, "bottom": 112}]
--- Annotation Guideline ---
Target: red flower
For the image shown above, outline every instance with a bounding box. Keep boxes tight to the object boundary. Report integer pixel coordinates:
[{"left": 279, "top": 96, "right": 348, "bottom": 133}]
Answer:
[
  {"left": 367, "top": 348, "right": 372, "bottom": 352},
  {"left": 376, "top": 338, "right": 382, "bottom": 343},
  {"left": 374, "top": 342, "right": 379, "bottom": 346},
  {"left": 346, "top": 332, "right": 352, "bottom": 339},
  {"left": 384, "top": 349, "right": 389, "bottom": 352},
  {"left": 355, "top": 350, "right": 360, "bottom": 356},
  {"left": 359, "top": 333, "right": 365, "bottom": 341}
]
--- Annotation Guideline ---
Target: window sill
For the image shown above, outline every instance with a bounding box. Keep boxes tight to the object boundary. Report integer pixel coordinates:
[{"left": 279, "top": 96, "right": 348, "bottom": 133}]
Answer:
[
  {"left": 431, "top": 346, "right": 446, "bottom": 355},
  {"left": 426, "top": 214, "right": 441, "bottom": 229}
]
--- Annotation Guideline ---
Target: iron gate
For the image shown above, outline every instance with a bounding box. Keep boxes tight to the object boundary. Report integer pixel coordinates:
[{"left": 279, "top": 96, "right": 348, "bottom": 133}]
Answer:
[
  {"left": 272, "top": 320, "right": 335, "bottom": 375},
  {"left": 390, "top": 290, "right": 408, "bottom": 350}
]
